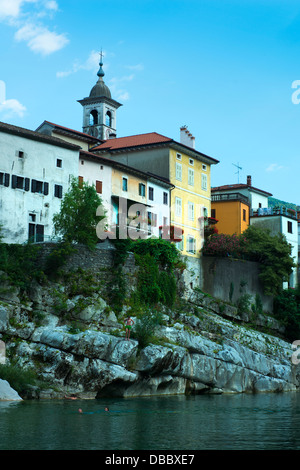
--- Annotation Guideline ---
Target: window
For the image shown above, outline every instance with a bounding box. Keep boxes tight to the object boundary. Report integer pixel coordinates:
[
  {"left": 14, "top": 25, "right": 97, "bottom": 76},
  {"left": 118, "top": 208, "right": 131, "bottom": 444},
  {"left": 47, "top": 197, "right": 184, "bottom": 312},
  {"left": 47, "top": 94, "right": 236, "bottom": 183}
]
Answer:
[
  {"left": 90, "top": 110, "right": 98, "bottom": 126},
  {"left": 11, "top": 175, "right": 30, "bottom": 191},
  {"left": 201, "top": 173, "right": 207, "bottom": 191},
  {"left": 139, "top": 183, "right": 146, "bottom": 197},
  {"left": 243, "top": 209, "right": 246, "bottom": 222},
  {"left": 176, "top": 162, "right": 182, "bottom": 181},
  {"left": 148, "top": 186, "right": 154, "bottom": 200},
  {"left": 187, "top": 236, "right": 196, "bottom": 254},
  {"left": 188, "top": 168, "right": 194, "bottom": 186},
  {"left": 106, "top": 111, "right": 112, "bottom": 127},
  {"left": 176, "top": 235, "right": 184, "bottom": 252},
  {"left": 189, "top": 158, "right": 194, "bottom": 166},
  {"left": 288, "top": 221, "right": 293, "bottom": 233},
  {"left": 78, "top": 176, "right": 84, "bottom": 186},
  {"left": 163, "top": 191, "right": 168, "bottom": 205},
  {"left": 54, "top": 184, "right": 63, "bottom": 198},
  {"left": 31, "top": 179, "right": 49, "bottom": 195},
  {"left": 148, "top": 212, "right": 157, "bottom": 227},
  {"left": 175, "top": 197, "right": 182, "bottom": 217},
  {"left": 122, "top": 177, "right": 128, "bottom": 192},
  {"left": 0, "top": 172, "right": 9, "bottom": 187},
  {"left": 95, "top": 180, "right": 102, "bottom": 194},
  {"left": 188, "top": 201, "right": 194, "bottom": 220},
  {"left": 28, "top": 223, "right": 44, "bottom": 243},
  {"left": 176, "top": 153, "right": 182, "bottom": 160},
  {"left": 56, "top": 159, "right": 62, "bottom": 168},
  {"left": 18, "top": 151, "right": 24, "bottom": 158},
  {"left": 211, "top": 209, "right": 216, "bottom": 219},
  {"left": 202, "top": 164, "right": 207, "bottom": 171},
  {"left": 81, "top": 160, "right": 84, "bottom": 165}
]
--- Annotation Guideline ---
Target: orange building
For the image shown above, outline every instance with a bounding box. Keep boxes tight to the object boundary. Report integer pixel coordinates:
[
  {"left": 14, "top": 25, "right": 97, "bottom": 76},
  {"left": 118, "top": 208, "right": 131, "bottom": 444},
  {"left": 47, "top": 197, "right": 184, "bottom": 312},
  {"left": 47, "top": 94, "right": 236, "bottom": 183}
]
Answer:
[{"left": 211, "top": 190, "right": 250, "bottom": 235}]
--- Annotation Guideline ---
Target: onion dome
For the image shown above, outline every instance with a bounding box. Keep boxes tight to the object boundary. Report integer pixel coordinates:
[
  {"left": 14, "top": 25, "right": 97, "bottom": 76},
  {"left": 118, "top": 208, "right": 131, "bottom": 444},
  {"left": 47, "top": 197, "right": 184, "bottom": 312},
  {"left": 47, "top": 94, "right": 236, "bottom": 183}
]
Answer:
[{"left": 89, "top": 52, "right": 111, "bottom": 99}]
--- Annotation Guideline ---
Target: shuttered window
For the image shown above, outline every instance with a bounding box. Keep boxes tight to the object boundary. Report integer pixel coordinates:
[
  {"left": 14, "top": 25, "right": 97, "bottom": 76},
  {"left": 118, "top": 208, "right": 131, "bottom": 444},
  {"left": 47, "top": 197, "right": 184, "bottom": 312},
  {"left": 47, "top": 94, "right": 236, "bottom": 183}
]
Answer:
[{"left": 96, "top": 180, "right": 102, "bottom": 194}]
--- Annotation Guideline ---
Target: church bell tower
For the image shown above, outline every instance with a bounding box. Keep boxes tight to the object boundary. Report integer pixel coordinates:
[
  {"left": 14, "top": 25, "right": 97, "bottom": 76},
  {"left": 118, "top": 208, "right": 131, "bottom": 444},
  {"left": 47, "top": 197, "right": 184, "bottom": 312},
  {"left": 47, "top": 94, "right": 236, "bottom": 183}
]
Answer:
[{"left": 78, "top": 52, "right": 122, "bottom": 140}]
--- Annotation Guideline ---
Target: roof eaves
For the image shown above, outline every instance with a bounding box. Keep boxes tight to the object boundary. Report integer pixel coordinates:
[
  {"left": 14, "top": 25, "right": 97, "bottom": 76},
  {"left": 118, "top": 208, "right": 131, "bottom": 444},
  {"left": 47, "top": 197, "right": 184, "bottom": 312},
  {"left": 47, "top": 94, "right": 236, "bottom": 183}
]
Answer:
[
  {"left": 80, "top": 149, "right": 173, "bottom": 187},
  {"left": 0, "top": 121, "right": 81, "bottom": 150}
]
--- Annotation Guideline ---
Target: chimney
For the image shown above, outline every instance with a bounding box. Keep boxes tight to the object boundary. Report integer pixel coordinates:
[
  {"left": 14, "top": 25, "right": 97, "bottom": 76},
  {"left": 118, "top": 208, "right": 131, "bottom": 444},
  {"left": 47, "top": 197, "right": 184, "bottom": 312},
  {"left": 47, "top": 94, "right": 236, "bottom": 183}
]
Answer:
[
  {"left": 180, "top": 125, "right": 195, "bottom": 149},
  {"left": 247, "top": 175, "right": 252, "bottom": 186}
]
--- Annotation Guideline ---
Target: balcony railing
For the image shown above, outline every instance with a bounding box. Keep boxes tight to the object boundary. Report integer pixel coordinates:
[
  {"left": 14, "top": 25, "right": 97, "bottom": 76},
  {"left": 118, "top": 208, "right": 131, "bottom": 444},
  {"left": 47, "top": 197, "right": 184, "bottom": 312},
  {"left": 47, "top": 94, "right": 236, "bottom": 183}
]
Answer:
[
  {"left": 212, "top": 192, "right": 249, "bottom": 204},
  {"left": 251, "top": 207, "right": 298, "bottom": 220}
]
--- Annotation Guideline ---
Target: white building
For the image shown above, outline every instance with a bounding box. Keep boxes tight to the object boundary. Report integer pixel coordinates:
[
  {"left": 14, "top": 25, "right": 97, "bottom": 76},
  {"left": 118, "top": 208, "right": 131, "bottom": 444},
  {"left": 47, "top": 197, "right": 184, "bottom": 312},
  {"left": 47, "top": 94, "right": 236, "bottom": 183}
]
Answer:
[
  {"left": 0, "top": 121, "right": 80, "bottom": 244},
  {"left": 213, "top": 175, "right": 298, "bottom": 287},
  {"left": 78, "top": 150, "right": 172, "bottom": 240},
  {"left": 251, "top": 208, "right": 298, "bottom": 288}
]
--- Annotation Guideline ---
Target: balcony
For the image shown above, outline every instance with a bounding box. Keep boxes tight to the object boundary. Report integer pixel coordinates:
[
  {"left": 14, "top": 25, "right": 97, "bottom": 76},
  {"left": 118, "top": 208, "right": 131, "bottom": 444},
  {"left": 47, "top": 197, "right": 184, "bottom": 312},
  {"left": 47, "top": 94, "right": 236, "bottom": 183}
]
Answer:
[
  {"left": 212, "top": 192, "right": 249, "bottom": 204},
  {"left": 251, "top": 207, "right": 298, "bottom": 220}
]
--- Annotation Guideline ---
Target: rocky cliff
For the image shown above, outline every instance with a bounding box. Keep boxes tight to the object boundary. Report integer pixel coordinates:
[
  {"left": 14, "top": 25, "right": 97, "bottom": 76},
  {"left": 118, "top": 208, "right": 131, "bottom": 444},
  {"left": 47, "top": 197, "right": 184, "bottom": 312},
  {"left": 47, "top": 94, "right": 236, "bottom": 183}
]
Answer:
[{"left": 0, "top": 272, "right": 298, "bottom": 399}]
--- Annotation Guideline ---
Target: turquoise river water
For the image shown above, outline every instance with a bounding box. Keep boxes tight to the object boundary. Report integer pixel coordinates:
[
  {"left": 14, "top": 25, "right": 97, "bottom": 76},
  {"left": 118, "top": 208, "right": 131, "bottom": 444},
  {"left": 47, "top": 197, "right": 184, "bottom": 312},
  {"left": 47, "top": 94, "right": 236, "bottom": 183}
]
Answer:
[{"left": 1, "top": 392, "right": 300, "bottom": 450}]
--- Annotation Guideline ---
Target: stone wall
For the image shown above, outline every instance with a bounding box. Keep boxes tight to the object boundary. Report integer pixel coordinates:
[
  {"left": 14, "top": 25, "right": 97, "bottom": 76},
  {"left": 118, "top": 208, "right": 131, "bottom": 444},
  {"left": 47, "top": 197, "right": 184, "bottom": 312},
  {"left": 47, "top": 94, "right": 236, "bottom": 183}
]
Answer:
[
  {"left": 36, "top": 243, "right": 273, "bottom": 312},
  {"left": 36, "top": 240, "right": 136, "bottom": 275},
  {"left": 201, "top": 256, "right": 273, "bottom": 313}
]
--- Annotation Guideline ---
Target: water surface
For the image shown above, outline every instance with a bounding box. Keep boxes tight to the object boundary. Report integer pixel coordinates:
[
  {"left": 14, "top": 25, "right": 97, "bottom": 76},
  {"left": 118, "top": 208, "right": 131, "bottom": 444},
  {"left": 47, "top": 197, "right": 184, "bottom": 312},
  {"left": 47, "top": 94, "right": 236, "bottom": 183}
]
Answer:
[{"left": 1, "top": 393, "right": 300, "bottom": 450}]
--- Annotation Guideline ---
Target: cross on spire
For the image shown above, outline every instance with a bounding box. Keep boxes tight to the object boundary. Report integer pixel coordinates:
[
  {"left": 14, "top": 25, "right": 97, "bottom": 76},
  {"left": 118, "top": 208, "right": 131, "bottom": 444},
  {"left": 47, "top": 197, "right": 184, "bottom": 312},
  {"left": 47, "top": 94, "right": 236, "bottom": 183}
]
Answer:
[{"left": 97, "top": 49, "right": 105, "bottom": 78}]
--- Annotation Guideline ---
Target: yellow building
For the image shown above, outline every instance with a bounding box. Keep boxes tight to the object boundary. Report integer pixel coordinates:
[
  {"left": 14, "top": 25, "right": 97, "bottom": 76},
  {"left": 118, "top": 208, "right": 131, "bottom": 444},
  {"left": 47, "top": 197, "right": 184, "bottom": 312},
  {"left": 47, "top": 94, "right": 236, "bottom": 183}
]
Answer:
[{"left": 91, "top": 128, "right": 219, "bottom": 257}]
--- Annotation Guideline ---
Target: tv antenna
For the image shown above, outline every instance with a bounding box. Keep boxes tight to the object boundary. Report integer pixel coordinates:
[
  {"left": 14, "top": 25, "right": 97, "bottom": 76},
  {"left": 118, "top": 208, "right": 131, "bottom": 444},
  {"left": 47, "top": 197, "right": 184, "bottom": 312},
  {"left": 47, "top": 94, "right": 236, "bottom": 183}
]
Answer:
[{"left": 232, "top": 162, "right": 242, "bottom": 183}]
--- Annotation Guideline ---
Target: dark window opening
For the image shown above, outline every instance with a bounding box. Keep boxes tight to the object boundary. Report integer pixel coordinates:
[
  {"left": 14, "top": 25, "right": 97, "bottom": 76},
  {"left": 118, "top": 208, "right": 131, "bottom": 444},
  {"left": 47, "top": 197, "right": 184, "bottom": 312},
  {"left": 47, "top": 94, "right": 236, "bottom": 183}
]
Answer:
[
  {"left": 139, "top": 183, "right": 145, "bottom": 197},
  {"left": 0, "top": 172, "right": 10, "bottom": 187},
  {"left": 288, "top": 221, "right": 293, "bottom": 234},
  {"left": 54, "top": 184, "right": 63, "bottom": 198},
  {"left": 149, "top": 187, "right": 154, "bottom": 201},
  {"left": 28, "top": 223, "right": 44, "bottom": 243},
  {"left": 56, "top": 159, "right": 62, "bottom": 168},
  {"left": 106, "top": 111, "right": 112, "bottom": 127},
  {"left": 90, "top": 110, "right": 98, "bottom": 126},
  {"left": 31, "top": 179, "right": 49, "bottom": 195}
]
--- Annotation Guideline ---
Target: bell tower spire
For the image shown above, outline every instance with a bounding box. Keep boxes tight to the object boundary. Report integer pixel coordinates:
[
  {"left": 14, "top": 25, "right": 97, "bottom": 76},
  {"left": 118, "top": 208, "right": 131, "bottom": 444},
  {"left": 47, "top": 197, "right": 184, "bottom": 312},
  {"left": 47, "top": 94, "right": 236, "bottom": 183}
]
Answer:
[
  {"left": 97, "top": 50, "right": 105, "bottom": 78},
  {"left": 77, "top": 50, "right": 122, "bottom": 140}
]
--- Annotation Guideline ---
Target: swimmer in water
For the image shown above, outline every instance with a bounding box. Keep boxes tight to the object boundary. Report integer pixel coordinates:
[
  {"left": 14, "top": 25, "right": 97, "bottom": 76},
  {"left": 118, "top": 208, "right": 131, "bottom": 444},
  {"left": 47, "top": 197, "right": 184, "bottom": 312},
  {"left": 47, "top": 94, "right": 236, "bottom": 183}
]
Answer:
[{"left": 104, "top": 407, "right": 109, "bottom": 412}]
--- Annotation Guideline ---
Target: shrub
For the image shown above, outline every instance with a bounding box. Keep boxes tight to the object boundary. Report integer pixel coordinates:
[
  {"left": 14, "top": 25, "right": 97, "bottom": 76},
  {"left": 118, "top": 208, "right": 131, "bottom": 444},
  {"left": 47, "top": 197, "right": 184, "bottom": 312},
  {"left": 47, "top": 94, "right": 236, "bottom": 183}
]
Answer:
[
  {"left": 0, "top": 363, "right": 39, "bottom": 396},
  {"left": 132, "top": 308, "right": 163, "bottom": 349},
  {"left": 132, "top": 238, "right": 181, "bottom": 271},
  {"left": 273, "top": 287, "right": 300, "bottom": 341},
  {"left": 0, "top": 242, "right": 43, "bottom": 292}
]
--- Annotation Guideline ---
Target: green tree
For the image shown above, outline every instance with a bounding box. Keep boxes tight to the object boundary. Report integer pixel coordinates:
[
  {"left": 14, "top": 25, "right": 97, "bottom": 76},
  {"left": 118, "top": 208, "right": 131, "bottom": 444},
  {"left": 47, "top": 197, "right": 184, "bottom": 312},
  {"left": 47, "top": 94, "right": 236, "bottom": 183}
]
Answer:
[
  {"left": 273, "top": 287, "right": 300, "bottom": 341},
  {"left": 240, "top": 225, "right": 295, "bottom": 296},
  {"left": 53, "top": 177, "right": 106, "bottom": 248}
]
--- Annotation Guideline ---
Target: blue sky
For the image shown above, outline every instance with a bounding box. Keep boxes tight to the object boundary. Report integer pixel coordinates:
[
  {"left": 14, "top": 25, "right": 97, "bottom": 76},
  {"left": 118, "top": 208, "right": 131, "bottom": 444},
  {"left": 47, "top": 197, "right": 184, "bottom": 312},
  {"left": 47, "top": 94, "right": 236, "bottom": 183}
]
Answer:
[{"left": 1, "top": 0, "right": 300, "bottom": 206}]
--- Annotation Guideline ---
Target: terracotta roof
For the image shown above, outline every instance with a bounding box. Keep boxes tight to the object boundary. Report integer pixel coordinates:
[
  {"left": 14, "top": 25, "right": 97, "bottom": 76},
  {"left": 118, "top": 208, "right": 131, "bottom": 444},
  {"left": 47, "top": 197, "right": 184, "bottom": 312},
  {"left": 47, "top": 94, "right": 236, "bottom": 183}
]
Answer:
[
  {"left": 92, "top": 132, "right": 172, "bottom": 151},
  {"left": 212, "top": 183, "right": 272, "bottom": 197},
  {"left": 91, "top": 132, "right": 219, "bottom": 165}
]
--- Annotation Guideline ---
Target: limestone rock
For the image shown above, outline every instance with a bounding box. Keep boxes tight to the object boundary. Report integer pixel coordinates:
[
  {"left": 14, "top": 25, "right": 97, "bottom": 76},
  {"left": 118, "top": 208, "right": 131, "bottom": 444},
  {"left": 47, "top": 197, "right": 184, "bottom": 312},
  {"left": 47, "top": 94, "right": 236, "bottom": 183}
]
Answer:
[{"left": 0, "top": 379, "right": 22, "bottom": 401}]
